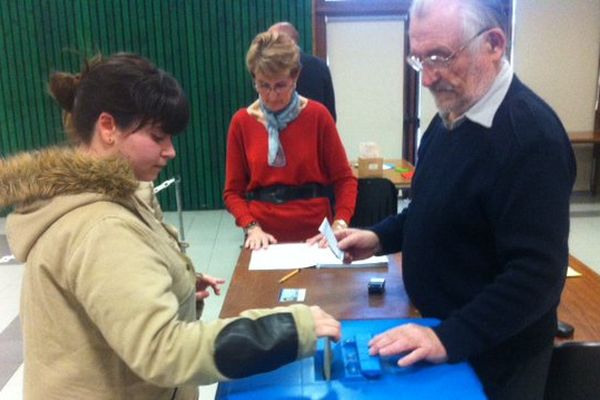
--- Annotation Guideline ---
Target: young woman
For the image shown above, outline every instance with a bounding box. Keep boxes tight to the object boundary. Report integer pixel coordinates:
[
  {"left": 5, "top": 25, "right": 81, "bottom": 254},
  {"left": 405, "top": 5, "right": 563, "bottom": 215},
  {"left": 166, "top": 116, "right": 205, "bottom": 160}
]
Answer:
[{"left": 0, "top": 53, "right": 340, "bottom": 400}]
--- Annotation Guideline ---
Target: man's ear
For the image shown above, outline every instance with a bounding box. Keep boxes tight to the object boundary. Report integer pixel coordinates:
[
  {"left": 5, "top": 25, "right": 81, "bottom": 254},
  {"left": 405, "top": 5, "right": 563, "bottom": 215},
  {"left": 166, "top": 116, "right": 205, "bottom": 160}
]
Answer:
[
  {"left": 486, "top": 28, "right": 506, "bottom": 58},
  {"left": 97, "top": 112, "right": 117, "bottom": 145}
]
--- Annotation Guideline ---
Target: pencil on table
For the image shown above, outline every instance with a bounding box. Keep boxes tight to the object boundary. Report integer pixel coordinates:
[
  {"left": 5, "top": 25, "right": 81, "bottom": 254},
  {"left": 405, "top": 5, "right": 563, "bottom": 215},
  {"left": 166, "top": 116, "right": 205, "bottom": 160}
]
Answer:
[{"left": 279, "top": 268, "right": 300, "bottom": 284}]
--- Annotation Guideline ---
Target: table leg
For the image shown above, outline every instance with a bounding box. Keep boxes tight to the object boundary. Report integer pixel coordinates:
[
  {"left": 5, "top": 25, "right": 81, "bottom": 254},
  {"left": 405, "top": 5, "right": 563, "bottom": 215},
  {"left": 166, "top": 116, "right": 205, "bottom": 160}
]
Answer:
[{"left": 592, "top": 143, "right": 600, "bottom": 195}]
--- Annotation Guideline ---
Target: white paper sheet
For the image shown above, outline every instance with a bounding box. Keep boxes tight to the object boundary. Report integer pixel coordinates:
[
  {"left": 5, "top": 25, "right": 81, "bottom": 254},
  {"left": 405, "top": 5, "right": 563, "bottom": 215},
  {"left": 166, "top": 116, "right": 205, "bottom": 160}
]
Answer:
[
  {"left": 249, "top": 243, "right": 315, "bottom": 270},
  {"left": 249, "top": 243, "right": 387, "bottom": 270}
]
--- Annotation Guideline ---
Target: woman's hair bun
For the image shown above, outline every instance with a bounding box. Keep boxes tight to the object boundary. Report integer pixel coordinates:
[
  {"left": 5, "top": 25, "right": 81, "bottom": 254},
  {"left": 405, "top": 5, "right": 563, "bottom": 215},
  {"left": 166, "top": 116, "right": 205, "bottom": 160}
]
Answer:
[{"left": 48, "top": 72, "right": 80, "bottom": 112}]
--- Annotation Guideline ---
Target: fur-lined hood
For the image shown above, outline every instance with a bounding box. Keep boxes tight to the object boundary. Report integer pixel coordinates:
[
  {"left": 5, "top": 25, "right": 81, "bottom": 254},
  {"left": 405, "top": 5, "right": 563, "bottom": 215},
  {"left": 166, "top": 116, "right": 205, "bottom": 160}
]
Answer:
[
  {"left": 0, "top": 147, "right": 138, "bottom": 208},
  {"left": 2, "top": 147, "right": 140, "bottom": 261}
]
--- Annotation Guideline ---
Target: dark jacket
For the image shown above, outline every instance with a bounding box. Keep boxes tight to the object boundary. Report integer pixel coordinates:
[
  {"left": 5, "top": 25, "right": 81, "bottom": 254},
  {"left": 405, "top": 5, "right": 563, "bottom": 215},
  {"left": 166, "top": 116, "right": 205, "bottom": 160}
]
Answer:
[
  {"left": 298, "top": 52, "right": 336, "bottom": 121},
  {"left": 372, "top": 76, "right": 575, "bottom": 369}
]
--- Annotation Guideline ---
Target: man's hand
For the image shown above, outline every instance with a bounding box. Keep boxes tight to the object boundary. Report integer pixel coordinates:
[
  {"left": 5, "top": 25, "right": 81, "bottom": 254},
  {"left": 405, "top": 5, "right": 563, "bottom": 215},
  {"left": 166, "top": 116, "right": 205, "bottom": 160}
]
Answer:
[
  {"left": 368, "top": 323, "right": 448, "bottom": 367},
  {"left": 336, "top": 229, "right": 381, "bottom": 263},
  {"left": 244, "top": 226, "right": 277, "bottom": 250},
  {"left": 195, "top": 273, "right": 226, "bottom": 300}
]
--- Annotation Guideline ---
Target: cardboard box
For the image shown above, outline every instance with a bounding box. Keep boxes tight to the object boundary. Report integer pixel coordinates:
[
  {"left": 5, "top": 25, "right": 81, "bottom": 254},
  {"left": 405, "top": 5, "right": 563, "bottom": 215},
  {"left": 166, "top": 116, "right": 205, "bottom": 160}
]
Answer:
[{"left": 357, "top": 157, "right": 383, "bottom": 177}]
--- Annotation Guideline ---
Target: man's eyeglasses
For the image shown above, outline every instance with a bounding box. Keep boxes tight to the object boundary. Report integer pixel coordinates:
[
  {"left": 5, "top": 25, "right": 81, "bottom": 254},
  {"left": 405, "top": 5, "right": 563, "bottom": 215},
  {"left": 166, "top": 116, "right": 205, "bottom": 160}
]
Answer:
[
  {"left": 254, "top": 80, "right": 293, "bottom": 95},
  {"left": 406, "top": 28, "right": 490, "bottom": 73}
]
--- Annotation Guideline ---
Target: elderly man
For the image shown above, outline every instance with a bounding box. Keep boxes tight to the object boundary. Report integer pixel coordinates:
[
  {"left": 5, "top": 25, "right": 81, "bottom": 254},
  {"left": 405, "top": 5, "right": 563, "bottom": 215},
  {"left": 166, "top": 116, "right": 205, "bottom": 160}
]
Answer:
[{"left": 334, "top": 0, "right": 575, "bottom": 398}]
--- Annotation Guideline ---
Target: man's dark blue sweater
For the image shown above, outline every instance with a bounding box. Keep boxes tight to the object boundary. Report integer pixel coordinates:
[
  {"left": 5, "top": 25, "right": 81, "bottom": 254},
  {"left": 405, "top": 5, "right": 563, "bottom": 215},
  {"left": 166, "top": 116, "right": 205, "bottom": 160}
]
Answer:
[{"left": 371, "top": 77, "right": 575, "bottom": 378}]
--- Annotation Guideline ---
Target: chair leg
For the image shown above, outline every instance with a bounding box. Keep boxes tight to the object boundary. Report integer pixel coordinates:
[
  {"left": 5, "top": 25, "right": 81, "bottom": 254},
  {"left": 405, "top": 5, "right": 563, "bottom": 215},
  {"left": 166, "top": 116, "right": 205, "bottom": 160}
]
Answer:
[{"left": 556, "top": 320, "right": 574, "bottom": 338}]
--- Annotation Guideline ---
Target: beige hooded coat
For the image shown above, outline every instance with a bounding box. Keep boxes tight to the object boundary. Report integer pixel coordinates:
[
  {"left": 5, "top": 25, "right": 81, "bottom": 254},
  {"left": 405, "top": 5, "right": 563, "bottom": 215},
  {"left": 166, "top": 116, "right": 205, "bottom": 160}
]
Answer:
[{"left": 0, "top": 148, "right": 316, "bottom": 400}]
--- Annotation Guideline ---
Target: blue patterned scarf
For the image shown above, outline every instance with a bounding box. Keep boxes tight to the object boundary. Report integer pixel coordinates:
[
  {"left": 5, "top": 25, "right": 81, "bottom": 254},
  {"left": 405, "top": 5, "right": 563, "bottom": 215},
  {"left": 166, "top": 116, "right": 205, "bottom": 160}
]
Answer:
[{"left": 259, "top": 91, "right": 301, "bottom": 167}]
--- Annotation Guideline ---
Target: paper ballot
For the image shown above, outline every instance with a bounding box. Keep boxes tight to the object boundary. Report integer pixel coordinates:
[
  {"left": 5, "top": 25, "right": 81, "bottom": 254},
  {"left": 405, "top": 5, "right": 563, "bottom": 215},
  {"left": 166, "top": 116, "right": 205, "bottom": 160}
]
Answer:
[
  {"left": 249, "top": 243, "right": 387, "bottom": 270},
  {"left": 318, "top": 218, "right": 344, "bottom": 260}
]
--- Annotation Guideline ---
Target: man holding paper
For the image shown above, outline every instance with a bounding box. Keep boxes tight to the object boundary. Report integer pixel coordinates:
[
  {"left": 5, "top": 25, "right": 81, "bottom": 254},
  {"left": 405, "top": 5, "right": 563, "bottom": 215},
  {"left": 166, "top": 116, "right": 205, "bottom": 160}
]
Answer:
[{"left": 333, "top": 1, "right": 575, "bottom": 399}]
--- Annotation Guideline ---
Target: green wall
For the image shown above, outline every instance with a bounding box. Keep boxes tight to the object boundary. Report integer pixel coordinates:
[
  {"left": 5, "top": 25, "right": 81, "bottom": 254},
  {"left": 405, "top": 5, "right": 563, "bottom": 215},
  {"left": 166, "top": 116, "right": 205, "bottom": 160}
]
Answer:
[{"left": 0, "top": 0, "right": 313, "bottom": 210}]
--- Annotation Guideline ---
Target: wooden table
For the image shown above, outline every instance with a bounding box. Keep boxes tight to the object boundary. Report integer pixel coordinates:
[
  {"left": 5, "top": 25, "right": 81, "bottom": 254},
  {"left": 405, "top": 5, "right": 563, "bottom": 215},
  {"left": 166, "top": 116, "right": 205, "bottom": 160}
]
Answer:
[
  {"left": 219, "top": 251, "right": 417, "bottom": 320},
  {"left": 557, "top": 255, "right": 600, "bottom": 342},
  {"left": 351, "top": 159, "right": 414, "bottom": 190},
  {"left": 220, "top": 250, "right": 600, "bottom": 343},
  {"left": 568, "top": 131, "right": 600, "bottom": 194}
]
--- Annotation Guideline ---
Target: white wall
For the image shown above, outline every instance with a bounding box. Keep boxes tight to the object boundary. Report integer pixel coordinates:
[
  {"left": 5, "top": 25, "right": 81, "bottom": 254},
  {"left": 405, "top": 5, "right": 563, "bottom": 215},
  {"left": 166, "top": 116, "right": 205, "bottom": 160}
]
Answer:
[
  {"left": 513, "top": 0, "right": 599, "bottom": 131},
  {"left": 327, "top": 17, "right": 405, "bottom": 160},
  {"left": 513, "top": 0, "right": 600, "bottom": 191}
]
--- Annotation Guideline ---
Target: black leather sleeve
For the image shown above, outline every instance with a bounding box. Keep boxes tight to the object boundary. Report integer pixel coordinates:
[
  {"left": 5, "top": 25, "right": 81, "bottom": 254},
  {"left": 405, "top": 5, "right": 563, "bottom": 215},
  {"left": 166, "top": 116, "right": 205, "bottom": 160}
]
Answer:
[{"left": 214, "top": 313, "right": 299, "bottom": 378}]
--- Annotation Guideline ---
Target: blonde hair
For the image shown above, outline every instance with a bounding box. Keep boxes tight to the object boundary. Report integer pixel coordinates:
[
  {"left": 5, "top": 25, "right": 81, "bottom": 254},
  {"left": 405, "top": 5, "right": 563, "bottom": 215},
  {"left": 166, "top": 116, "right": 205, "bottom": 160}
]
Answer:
[{"left": 246, "top": 31, "right": 301, "bottom": 79}]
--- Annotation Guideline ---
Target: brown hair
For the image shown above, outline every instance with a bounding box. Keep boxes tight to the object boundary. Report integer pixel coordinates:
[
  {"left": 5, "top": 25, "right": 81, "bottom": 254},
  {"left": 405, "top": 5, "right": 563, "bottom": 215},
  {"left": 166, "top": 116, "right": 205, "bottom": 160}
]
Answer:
[
  {"left": 246, "top": 31, "right": 301, "bottom": 79},
  {"left": 49, "top": 53, "right": 189, "bottom": 144}
]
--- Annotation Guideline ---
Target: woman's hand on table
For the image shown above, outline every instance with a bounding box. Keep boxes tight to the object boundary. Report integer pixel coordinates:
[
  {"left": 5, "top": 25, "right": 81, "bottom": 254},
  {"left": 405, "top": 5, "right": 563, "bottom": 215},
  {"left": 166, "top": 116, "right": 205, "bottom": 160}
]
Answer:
[
  {"left": 244, "top": 225, "right": 277, "bottom": 250},
  {"left": 331, "top": 219, "right": 348, "bottom": 232}
]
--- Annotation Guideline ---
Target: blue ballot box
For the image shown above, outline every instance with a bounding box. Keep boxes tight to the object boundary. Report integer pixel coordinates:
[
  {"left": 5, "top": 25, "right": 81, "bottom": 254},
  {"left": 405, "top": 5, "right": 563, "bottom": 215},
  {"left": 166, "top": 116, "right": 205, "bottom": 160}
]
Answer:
[{"left": 216, "top": 318, "right": 486, "bottom": 399}]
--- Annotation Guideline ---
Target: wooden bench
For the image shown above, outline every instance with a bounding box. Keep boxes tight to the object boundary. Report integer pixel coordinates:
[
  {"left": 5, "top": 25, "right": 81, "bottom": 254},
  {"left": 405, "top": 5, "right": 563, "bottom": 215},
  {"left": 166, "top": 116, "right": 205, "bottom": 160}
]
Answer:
[
  {"left": 557, "top": 254, "right": 600, "bottom": 342},
  {"left": 568, "top": 131, "right": 600, "bottom": 194}
]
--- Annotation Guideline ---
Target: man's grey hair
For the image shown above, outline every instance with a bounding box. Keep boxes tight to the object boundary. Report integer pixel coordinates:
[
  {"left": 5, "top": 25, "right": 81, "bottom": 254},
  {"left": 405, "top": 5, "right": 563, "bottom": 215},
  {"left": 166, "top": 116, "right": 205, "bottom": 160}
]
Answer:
[{"left": 410, "top": 0, "right": 508, "bottom": 41}]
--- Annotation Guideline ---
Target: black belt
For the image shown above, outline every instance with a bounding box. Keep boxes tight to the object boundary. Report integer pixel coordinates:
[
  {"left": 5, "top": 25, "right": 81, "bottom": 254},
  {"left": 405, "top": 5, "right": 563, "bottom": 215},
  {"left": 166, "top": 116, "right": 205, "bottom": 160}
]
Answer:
[{"left": 246, "top": 183, "right": 329, "bottom": 204}]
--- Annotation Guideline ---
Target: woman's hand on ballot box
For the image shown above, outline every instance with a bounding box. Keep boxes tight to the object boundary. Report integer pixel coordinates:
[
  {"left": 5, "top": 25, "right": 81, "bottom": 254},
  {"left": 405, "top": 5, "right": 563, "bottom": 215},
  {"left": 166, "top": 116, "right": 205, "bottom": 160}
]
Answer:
[{"left": 311, "top": 306, "right": 342, "bottom": 342}]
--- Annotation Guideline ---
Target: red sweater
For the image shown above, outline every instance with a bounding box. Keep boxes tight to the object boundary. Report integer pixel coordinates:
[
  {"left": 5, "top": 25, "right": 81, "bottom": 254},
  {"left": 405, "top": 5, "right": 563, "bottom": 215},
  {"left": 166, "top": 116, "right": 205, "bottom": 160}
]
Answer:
[{"left": 224, "top": 100, "right": 357, "bottom": 242}]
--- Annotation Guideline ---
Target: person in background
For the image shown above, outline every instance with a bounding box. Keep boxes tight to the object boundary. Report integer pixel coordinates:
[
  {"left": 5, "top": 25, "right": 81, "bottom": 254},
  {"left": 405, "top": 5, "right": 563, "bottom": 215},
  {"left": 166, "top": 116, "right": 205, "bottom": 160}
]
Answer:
[
  {"left": 0, "top": 52, "right": 340, "bottom": 400},
  {"left": 332, "top": 1, "right": 575, "bottom": 399},
  {"left": 224, "top": 31, "right": 357, "bottom": 249},
  {"left": 269, "top": 21, "right": 337, "bottom": 121}
]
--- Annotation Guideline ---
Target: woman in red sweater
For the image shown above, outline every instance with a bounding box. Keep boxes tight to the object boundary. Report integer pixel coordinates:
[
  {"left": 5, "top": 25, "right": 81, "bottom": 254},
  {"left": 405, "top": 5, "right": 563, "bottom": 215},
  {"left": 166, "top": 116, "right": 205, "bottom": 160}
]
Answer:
[{"left": 224, "top": 30, "right": 357, "bottom": 249}]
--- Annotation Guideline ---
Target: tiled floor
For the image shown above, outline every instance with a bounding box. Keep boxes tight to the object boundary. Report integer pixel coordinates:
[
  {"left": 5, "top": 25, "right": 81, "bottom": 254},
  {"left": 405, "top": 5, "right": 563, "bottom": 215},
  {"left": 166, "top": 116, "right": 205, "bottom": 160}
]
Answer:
[{"left": 0, "top": 192, "right": 599, "bottom": 399}]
